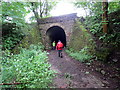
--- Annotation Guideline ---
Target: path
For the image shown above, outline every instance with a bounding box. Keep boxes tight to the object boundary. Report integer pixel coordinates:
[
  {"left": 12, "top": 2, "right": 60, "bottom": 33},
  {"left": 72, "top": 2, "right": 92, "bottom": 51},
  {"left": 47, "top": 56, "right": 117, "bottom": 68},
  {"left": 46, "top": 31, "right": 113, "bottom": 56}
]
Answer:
[{"left": 47, "top": 49, "right": 113, "bottom": 88}]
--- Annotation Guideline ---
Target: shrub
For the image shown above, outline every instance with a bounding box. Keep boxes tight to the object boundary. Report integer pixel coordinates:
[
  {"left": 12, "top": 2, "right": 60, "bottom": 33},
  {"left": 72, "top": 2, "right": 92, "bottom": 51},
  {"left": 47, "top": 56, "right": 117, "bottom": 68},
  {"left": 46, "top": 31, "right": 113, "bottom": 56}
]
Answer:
[
  {"left": 66, "top": 47, "right": 93, "bottom": 62},
  {"left": 2, "top": 44, "right": 56, "bottom": 88}
]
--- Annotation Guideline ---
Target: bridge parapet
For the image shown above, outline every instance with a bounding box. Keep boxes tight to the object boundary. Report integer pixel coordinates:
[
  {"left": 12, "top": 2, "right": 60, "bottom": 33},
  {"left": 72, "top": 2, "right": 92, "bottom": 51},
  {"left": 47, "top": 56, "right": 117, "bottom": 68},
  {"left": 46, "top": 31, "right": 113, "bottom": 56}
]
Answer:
[{"left": 39, "top": 13, "right": 77, "bottom": 24}]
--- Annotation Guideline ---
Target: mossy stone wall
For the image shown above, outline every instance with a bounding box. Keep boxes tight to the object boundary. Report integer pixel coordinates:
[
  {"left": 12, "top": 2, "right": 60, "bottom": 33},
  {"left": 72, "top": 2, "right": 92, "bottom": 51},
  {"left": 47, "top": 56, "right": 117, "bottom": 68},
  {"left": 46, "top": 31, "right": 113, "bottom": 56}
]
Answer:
[
  {"left": 69, "top": 19, "right": 112, "bottom": 61},
  {"left": 13, "top": 24, "right": 42, "bottom": 53},
  {"left": 69, "top": 19, "right": 96, "bottom": 55}
]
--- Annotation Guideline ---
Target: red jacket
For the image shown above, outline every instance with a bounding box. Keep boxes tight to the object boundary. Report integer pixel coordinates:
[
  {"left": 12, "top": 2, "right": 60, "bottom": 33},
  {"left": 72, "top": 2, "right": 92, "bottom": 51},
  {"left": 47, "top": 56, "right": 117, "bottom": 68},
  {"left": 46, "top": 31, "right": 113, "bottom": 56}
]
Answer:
[{"left": 56, "top": 42, "right": 63, "bottom": 50}]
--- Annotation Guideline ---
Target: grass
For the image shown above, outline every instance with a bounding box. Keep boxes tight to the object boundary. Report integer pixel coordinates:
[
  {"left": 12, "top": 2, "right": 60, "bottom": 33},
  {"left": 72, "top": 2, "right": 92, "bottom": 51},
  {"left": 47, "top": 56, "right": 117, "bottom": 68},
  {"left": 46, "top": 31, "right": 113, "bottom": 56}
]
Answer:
[{"left": 66, "top": 47, "right": 93, "bottom": 63}]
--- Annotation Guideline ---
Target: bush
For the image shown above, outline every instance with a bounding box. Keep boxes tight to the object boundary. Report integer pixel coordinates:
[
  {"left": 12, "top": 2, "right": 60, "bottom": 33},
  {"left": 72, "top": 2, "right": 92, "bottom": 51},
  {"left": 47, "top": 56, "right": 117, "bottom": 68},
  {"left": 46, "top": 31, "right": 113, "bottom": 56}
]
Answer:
[
  {"left": 66, "top": 47, "right": 93, "bottom": 62},
  {"left": 2, "top": 44, "right": 56, "bottom": 88},
  {"left": 2, "top": 23, "right": 24, "bottom": 50}
]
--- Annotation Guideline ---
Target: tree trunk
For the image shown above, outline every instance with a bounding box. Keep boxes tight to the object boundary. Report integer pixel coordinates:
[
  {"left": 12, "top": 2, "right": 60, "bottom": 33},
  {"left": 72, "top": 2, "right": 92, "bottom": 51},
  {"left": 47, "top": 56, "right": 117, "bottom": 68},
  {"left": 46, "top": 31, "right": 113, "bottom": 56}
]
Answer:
[
  {"left": 31, "top": 2, "right": 40, "bottom": 24},
  {"left": 39, "top": 0, "right": 43, "bottom": 18},
  {"left": 45, "top": 0, "right": 48, "bottom": 17},
  {"left": 102, "top": 0, "right": 108, "bottom": 33}
]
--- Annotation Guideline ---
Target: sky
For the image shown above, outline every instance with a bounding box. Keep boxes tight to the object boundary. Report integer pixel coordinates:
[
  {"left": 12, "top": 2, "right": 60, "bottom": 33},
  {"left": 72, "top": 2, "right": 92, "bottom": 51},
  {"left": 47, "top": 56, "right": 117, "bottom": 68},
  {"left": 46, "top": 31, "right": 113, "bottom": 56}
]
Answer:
[
  {"left": 25, "top": 0, "right": 114, "bottom": 22},
  {"left": 50, "top": 0, "right": 114, "bottom": 17},
  {"left": 25, "top": 1, "right": 86, "bottom": 23},
  {"left": 50, "top": 1, "right": 86, "bottom": 17}
]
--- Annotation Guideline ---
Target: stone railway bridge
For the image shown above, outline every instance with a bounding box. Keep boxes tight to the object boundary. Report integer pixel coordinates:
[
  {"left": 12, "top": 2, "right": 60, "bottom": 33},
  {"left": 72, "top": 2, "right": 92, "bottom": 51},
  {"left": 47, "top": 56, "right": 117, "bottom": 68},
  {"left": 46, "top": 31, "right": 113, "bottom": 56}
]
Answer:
[{"left": 38, "top": 13, "right": 77, "bottom": 49}]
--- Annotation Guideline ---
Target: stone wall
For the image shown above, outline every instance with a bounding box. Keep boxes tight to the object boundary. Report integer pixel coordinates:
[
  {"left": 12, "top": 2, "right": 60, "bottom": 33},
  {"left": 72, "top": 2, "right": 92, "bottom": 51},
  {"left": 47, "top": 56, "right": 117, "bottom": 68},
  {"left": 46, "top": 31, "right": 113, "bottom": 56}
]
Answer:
[
  {"left": 39, "top": 13, "right": 77, "bottom": 24},
  {"left": 39, "top": 13, "right": 77, "bottom": 49},
  {"left": 69, "top": 19, "right": 96, "bottom": 55}
]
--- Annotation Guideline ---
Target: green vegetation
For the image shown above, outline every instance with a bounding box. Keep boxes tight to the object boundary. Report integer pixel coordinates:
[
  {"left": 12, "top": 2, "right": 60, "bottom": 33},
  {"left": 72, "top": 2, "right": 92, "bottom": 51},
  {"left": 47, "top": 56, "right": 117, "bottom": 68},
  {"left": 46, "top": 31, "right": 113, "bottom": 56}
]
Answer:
[
  {"left": 74, "top": 2, "right": 120, "bottom": 47},
  {"left": 1, "top": 1, "right": 120, "bottom": 88},
  {"left": 69, "top": 21, "right": 96, "bottom": 52},
  {"left": 64, "top": 73, "right": 73, "bottom": 79},
  {"left": 2, "top": 2, "right": 29, "bottom": 25},
  {"left": 2, "top": 1, "right": 57, "bottom": 50},
  {"left": 66, "top": 46, "right": 93, "bottom": 62},
  {"left": 2, "top": 2, "right": 29, "bottom": 50},
  {"left": 1, "top": 1, "right": 58, "bottom": 88},
  {"left": 29, "top": 1, "right": 58, "bottom": 23},
  {"left": 12, "top": 24, "right": 42, "bottom": 54},
  {"left": 2, "top": 23, "right": 24, "bottom": 50},
  {"left": 72, "top": 2, "right": 120, "bottom": 62},
  {"left": 2, "top": 44, "right": 56, "bottom": 88},
  {"left": 67, "top": 20, "right": 95, "bottom": 62}
]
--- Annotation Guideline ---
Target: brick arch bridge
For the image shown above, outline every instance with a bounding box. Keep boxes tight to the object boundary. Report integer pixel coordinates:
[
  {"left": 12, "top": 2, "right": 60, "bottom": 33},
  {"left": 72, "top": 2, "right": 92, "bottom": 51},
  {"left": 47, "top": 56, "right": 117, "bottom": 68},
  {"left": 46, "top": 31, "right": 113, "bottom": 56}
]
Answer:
[{"left": 39, "top": 13, "right": 77, "bottom": 49}]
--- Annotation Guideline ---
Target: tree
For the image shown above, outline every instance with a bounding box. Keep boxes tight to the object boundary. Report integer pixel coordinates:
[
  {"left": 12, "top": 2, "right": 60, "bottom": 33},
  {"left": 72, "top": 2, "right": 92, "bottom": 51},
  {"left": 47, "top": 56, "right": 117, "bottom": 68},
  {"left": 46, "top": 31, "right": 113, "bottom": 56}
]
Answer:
[
  {"left": 30, "top": 2, "right": 40, "bottom": 24},
  {"left": 29, "top": 0, "right": 57, "bottom": 24},
  {"left": 2, "top": 2, "right": 30, "bottom": 50},
  {"left": 73, "top": 2, "right": 90, "bottom": 16},
  {"left": 73, "top": 0, "right": 120, "bottom": 50},
  {"left": 2, "top": 2, "right": 30, "bottom": 26},
  {"left": 102, "top": 0, "right": 108, "bottom": 33}
]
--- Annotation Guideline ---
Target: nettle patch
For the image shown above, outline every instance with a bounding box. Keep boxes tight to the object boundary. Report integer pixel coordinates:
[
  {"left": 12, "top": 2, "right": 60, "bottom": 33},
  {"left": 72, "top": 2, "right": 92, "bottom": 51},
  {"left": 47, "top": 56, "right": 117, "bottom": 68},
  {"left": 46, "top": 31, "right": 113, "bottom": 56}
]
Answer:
[{"left": 2, "top": 44, "right": 56, "bottom": 88}]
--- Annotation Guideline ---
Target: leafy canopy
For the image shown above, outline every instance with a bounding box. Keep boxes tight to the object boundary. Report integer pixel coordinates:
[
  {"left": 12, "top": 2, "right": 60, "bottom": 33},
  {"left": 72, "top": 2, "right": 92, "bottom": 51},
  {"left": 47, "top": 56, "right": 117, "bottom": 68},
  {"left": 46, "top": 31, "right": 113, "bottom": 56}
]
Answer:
[{"left": 2, "top": 2, "right": 30, "bottom": 26}]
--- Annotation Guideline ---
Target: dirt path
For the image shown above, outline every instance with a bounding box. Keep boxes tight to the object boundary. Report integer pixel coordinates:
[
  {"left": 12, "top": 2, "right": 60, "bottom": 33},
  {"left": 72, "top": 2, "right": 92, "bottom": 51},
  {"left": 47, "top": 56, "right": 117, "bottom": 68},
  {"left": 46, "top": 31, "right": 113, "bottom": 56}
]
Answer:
[{"left": 47, "top": 49, "right": 113, "bottom": 88}]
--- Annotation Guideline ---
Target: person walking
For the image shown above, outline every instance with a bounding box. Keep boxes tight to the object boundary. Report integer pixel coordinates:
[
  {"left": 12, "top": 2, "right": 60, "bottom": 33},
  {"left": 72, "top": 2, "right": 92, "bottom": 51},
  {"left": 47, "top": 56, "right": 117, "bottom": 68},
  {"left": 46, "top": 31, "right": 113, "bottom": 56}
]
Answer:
[
  {"left": 56, "top": 40, "right": 64, "bottom": 58},
  {"left": 52, "top": 41, "right": 56, "bottom": 50}
]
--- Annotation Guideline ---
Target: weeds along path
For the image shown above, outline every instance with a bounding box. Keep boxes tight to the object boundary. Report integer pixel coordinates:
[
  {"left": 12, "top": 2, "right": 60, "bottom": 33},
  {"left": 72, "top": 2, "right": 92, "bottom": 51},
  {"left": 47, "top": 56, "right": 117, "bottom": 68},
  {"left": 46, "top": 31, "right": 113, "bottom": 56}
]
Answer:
[{"left": 47, "top": 49, "right": 111, "bottom": 88}]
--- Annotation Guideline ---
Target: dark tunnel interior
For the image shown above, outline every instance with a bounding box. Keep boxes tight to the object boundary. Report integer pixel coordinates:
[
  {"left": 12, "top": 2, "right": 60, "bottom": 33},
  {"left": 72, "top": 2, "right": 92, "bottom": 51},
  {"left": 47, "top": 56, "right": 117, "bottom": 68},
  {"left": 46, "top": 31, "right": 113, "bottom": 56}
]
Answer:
[{"left": 46, "top": 26, "right": 66, "bottom": 47}]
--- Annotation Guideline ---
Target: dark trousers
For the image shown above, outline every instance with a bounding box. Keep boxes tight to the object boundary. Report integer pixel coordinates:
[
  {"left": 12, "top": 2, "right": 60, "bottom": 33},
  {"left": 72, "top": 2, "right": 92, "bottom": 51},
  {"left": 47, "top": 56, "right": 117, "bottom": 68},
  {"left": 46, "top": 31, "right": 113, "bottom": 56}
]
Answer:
[
  {"left": 58, "top": 50, "right": 62, "bottom": 57},
  {"left": 52, "top": 46, "right": 55, "bottom": 50}
]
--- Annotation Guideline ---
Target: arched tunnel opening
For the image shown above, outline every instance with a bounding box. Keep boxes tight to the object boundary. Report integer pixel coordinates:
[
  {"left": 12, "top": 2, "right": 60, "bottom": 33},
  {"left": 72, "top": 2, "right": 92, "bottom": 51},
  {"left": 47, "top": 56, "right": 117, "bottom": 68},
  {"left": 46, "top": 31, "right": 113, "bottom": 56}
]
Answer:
[{"left": 46, "top": 26, "right": 66, "bottom": 47}]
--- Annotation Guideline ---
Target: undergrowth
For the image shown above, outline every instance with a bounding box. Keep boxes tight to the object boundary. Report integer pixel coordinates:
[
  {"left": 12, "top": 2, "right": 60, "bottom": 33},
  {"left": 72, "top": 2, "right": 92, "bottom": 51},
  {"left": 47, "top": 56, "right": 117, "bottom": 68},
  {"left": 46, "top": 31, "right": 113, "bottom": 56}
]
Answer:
[
  {"left": 1, "top": 44, "right": 56, "bottom": 88},
  {"left": 66, "top": 47, "right": 93, "bottom": 63}
]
